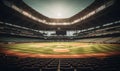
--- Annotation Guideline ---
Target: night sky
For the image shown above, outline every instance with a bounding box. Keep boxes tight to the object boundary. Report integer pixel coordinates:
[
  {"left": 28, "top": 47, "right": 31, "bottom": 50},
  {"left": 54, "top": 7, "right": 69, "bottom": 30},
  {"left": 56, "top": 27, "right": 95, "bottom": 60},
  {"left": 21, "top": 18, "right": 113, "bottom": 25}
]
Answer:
[{"left": 23, "top": 0, "right": 95, "bottom": 18}]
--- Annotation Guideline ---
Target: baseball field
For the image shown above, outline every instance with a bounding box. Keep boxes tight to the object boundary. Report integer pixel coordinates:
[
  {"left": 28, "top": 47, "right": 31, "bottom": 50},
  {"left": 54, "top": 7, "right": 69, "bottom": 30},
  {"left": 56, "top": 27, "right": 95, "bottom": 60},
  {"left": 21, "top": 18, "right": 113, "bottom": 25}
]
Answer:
[{"left": 0, "top": 42, "right": 120, "bottom": 58}]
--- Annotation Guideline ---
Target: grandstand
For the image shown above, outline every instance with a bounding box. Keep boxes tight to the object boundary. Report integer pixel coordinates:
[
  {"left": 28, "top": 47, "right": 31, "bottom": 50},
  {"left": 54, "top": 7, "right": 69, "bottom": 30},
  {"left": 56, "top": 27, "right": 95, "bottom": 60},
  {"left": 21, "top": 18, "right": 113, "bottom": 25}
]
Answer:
[{"left": 0, "top": 0, "right": 120, "bottom": 71}]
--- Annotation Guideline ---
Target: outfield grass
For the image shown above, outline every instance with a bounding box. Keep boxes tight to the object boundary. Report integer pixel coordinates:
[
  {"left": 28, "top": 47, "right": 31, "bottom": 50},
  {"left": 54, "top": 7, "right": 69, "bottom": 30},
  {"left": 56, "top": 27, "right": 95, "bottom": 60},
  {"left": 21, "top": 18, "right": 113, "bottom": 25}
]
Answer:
[{"left": 2, "top": 42, "right": 120, "bottom": 55}]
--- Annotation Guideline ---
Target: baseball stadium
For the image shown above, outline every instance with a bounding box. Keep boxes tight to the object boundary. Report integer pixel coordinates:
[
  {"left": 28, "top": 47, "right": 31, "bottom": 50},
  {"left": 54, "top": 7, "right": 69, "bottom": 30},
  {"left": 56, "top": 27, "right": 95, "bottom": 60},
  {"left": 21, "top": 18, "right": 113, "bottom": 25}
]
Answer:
[{"left": 0, "top": 0, "right": 120, "bottom": 71}]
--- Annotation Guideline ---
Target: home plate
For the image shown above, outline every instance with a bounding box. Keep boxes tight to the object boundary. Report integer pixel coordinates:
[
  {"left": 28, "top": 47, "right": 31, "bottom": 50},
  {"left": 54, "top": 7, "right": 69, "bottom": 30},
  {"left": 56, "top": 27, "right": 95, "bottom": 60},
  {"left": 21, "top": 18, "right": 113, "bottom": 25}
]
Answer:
[{"left": 53, "top": 49, "right": 70, "bottom": 52}]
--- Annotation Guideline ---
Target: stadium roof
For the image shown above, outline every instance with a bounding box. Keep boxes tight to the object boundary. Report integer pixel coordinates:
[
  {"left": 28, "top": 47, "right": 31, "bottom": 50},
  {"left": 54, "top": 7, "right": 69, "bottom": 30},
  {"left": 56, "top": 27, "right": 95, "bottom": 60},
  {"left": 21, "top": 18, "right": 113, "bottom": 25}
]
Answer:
[
  {"left": 23, "top": 0, "right": 95, "bottom": 18},
  {"left": 0, "top": 0, "right": 119, "bottom": 30}
]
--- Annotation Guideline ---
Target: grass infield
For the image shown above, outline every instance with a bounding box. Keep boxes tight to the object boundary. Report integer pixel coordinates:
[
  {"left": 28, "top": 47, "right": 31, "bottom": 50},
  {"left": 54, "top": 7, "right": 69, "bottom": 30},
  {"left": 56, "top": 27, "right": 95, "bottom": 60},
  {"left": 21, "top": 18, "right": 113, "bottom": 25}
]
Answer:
[{"left": 0, "top": 42, "right": 120, "bottom": 58}]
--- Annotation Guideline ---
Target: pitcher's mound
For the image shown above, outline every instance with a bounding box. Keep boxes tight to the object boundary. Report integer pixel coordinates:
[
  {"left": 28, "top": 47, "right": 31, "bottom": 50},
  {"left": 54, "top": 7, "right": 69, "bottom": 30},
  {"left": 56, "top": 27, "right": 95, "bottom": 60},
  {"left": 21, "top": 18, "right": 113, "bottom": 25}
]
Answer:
[{"left": 53, "top": 49, "right": 70, "bottom": 53}]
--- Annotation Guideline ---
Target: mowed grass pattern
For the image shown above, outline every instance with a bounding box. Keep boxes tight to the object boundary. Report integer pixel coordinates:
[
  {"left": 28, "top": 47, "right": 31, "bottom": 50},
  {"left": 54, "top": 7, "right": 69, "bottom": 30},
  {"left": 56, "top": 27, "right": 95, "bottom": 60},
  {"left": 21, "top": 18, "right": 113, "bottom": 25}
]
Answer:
[{"left": 2, "top": 42, "right": 120, "bottom": 55}]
